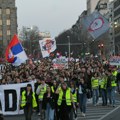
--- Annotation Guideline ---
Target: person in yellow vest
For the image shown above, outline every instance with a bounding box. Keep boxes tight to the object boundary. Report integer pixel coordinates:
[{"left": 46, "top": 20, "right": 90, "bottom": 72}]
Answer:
[
  {"left": 100, "top": 73, "right": 107, "bottom": 106},
  {"left": 107, "top": 70, "right": 117, "bottom": 107},
  {"left": 21, "top": 84, "right": 37, "bottom": 120},
  {"left": 112, "top": 68, "right": 118, "bottom": 77},
  {"left": 56, "top": 82, "right": 74, "bottom": 120},
  {"left": 70, "top": 81, "right": 78, "bottom": 119},
  {"left": 91, "top": 72, "right": 99, "bottom": 106},
  {"left": 36, "top": 78, "right": 48, "bottom": 117}
]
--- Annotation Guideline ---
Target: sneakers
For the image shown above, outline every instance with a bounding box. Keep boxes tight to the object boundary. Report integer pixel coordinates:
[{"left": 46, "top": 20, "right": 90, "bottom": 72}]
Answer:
[
  {"left": 74, "top": 118, "right": 78, "bottom": 120},
  {"left": 38, "top": 112, "right": 41, "bottom": 116},
  {"left": 81, "top": 112, "right": 86, "bottom": 117}
]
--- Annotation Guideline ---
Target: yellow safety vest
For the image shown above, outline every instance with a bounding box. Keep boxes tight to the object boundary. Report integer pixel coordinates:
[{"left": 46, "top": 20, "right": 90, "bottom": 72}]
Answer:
[
  {"left": 111, "top": 80, "right": 117, "bottom": 87},
  {"left": 38, "top": 85, "right": 47, "bottom": 100},
  {"left": 51, "top": 86, "right": 55, "bottom": 93},
  {"left": 111, "top": 74, "right": 117, "bottom": 87},
  {"left": 71, "top": 89, "right": 77, "bottom": 103},
  {"left": 111, "top": 76, "right": 117, "bottom": 87},
  {"left": 21, "top": 90, "right": 37, "bottom": 108},
  {"left": 112, "top": 71, "right": 117, "bottom": 77},
  {"left": 100, "top": 77, "right": 107, "bottom": 89},
  {"left": 91, "top": 77, "right": 99, "bottom": 89},
  {"left": 57, "top": 88, "right": 71, "bottom": 106}
]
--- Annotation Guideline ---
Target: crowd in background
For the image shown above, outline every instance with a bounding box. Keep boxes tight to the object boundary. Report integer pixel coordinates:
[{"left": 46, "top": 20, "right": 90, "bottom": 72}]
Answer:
[{"left": 0, "top": 57, "right": 120, "bottom": 120}]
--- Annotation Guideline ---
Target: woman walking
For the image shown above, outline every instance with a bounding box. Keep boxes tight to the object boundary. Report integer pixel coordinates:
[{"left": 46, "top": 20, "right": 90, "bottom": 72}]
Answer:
[
  {"left": 56, "top": 82, "right": 73, "bottom": 120},
  {"left": 21, "top": 84, "right": 37, "bottom": 120},
  {"left": 78, "top": 78, "right": 87, "bottom": 117},
  {"left": 42, "top": 86, "right": 55, "bottom": 120}
]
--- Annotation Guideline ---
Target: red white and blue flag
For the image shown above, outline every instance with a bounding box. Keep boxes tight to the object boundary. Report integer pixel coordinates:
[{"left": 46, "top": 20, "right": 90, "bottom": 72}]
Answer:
[{"left": 5, "top": 34, "right": 28, "bottom": 66}]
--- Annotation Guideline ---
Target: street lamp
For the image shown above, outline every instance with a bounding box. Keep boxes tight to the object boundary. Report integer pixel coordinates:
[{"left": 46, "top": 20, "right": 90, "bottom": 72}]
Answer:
[
  {"left": 98, "top": 43, "right": 104, "bottom": 60},
  {"left": 67, "top": 36, "right": 70, "bottom": 59},
  {"left": 26, "top": 27, "right": 32, "bottom": 56}
]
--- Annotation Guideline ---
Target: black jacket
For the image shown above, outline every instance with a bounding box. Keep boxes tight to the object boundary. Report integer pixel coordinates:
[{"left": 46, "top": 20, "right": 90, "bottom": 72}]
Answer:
[
  {"left": 78, "top": 82, "right": 87, "bottom": 94},
  {"left": 42, "top": 92, "right": 55, "bottom": 110}
]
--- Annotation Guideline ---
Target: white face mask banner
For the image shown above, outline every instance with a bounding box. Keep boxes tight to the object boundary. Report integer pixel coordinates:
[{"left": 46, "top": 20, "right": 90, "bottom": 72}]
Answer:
[{"left": 0, "top": 81, "right": 35, "bottom": 115}]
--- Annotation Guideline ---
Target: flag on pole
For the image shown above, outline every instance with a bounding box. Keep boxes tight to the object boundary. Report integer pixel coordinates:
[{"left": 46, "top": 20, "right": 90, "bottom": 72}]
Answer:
[
  {"left": 39, "top": 38, "right": 56, "bottom": 58},
  {"left": 5, "top": 34, "right": 28, "bottom": 66},
  {"left": 82, "top": 11, "right": 109, "bottom": 39}
]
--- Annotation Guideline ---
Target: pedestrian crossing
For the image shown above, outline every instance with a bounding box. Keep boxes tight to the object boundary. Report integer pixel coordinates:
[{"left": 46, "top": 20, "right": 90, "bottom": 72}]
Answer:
[
  {"left": 4, "top": 98, "right": 120, "bottom": 120},
  {"left": 76, "top": 98, "right": 120, "bottom": 120}
]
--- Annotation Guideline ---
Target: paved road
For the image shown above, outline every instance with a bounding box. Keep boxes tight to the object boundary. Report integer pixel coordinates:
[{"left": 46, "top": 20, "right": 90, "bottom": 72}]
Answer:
[{"left": 4, "top": 95, "right": 120, "bottom": 120}]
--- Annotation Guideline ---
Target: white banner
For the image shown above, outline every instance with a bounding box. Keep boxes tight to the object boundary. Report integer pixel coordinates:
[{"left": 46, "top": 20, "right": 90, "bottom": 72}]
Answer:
[
  {"left": 0, "top": 81, "right": 35, "bottom": 115},
  {"left": 39, "top": 38, "right": 56, "bottom": 58},
  {"left": 109, "top": 56, "right": 120, "bottom": 66},
  {"left": 52, "top": 57, "right": 68, "bottom": 69}
]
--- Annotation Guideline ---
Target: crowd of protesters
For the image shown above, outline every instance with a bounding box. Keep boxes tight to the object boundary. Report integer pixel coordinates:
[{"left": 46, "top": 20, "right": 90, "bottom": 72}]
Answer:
[{"left": 0, "top": 56, "right": 120, "bottom": 120}]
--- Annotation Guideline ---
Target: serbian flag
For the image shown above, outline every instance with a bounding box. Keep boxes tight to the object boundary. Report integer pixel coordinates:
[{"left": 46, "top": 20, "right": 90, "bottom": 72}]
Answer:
[{"left": 5, "top": 34, "right": 28, "bottom": 66}]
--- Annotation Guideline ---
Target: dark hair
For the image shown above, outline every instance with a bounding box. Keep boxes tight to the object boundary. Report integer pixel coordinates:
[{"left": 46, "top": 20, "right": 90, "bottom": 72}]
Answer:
[
  {"left": 60, "top": 75, "right": 64, "bottom": 79},
  {"left": 61, "top": 82, "right": 68, "bottom": 90},
  {"left": 27, "top": 84, "right": 32, "bottom": 87},
  {"left": 40, "top": 77, "right": 44, "bottom": 81}
]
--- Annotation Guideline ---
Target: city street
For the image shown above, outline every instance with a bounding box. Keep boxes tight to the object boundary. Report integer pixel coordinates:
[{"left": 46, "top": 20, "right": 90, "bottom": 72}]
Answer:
[
  {"left": 4, "top": 95, "right": 120, "bottom": 120},
  {"left": 1, "top": 0, "right": 120, "bottom": 120}
]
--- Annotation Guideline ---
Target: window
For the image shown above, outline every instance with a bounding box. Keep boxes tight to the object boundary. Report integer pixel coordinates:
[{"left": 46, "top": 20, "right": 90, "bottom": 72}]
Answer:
[
  {"left": 0, "top": 19, "right": 2, "bottom": 25},
  {"left": 6, "top": 19, "right": 10, "bottom": 25},
  {"left": 6, "top": 8, "right": 10, "bottom": 14},
  {"left": 0, "top": 30, "right": 2, "bottom": 36},
  {"left": 114, "top": 8, "right": 120, "bottom": 17},
  {"left": 7, "top": 30, "right": 10, "bottom": 35},
  {"left": 114, "top": 0, "right": 120, "bottom": 9}
]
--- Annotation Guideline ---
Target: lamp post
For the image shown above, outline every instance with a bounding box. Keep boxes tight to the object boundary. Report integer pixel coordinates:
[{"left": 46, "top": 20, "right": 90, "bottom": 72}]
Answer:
[
  {"left": 67, "top": 36, "right": 71, "bottom": 59},
  {"left": 98, "top": 43, "right": 104, "bottom": 61},
  {"left": 26, "top": 27, "right": 32, "bottom": 56}
]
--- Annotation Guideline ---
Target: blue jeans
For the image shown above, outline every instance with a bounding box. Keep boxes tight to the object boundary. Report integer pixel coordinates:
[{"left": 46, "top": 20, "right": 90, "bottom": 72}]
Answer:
[
  {"left": 79, "top": 94, "right": 87, "bottom": 113},
  {"left": 46, "top": 103, "right": 54, "bottom": 120},
  {"left": 101, "top": 89, "right": 107, "bottom": 105},
  {"left": 92, "top": 89, "right": 99, "bottom": 105},
  {"left": 107, "top": 87, "right": 116, "bottom": 106}
]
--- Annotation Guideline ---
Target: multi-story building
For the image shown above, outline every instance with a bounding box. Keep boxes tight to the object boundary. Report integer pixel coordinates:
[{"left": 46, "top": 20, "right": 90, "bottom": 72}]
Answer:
[
  {"left": 113, "top": 0, "right": 120, "bottom": 55},
  {"left": 87, "top": 0, "right": 100, "bottom": 15},
  {"left": 87, "top": 0, "right": 109, "bottom": 15},
  {"left": 0, "top": 0, "right": 17, "bottom": 56},
  {"left": 87, "top": 0, "right": 114, "bottom": 58},
  {"left": 107, "top": 0, "right": 114, "bottom": 55}
]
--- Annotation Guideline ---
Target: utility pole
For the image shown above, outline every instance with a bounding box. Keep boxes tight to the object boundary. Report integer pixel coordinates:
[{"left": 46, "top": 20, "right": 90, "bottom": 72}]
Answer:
[{"left": 67, "top": 36, "right": 70, "bottom": 59}]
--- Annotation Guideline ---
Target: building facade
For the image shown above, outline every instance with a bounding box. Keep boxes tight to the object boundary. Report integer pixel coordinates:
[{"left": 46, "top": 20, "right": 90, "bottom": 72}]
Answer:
[
  {"left": 87, "top": 0, "right": 114, "bottom": 58},
  {"left": 87, "top": 0, "right": 100, "bottom": 15},
  {"left": 113, "top": 0, "right": 120, "bottom": 55},
  {"left": 0, "top": 0, "right": 17, "bottom": 56}
]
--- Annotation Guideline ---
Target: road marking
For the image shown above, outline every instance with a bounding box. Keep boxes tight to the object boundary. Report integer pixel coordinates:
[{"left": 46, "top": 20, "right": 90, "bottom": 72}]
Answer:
[{"left": 98, "top": 105, "right": 120, "bottom": 120}]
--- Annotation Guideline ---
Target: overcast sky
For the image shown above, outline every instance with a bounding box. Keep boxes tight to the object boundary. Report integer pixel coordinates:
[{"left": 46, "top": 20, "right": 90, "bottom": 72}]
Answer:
[{"left": 16, "top": 0, "right": 86, "bottom": 37}]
